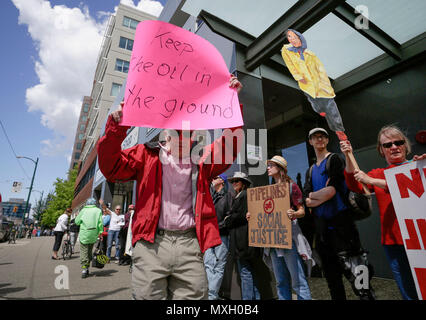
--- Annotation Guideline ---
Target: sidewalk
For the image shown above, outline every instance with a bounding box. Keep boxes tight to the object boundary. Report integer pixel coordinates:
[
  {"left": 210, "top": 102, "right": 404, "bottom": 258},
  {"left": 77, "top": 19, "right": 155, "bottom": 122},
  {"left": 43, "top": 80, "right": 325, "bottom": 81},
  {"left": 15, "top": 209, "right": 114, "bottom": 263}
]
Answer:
[{"left": 0, "top": 236, "right": 402, "bottom": 300}]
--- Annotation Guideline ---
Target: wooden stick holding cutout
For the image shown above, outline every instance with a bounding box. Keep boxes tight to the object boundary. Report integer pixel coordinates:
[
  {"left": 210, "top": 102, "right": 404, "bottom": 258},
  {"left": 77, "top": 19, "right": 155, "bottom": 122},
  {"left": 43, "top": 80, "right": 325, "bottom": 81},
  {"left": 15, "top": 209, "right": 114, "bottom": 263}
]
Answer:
[{"left": 345, "top": 150, "right": 371, "bottom": 195}]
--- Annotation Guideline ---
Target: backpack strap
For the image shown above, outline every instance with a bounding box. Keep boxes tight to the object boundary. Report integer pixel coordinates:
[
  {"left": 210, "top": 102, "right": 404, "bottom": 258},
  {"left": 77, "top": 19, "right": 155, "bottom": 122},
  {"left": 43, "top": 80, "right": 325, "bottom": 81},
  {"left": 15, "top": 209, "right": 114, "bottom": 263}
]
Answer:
[
  {"left": 324, "top": 152, "right": 335, "bottom": 176},
  {"left": 307, "top": 152, "right": 334, "bottom": 184}
]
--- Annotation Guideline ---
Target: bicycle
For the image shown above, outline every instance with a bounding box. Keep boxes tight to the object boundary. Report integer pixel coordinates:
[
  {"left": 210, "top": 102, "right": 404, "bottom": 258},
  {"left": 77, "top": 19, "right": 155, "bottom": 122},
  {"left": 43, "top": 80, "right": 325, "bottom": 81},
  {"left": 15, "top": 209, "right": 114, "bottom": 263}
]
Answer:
[
  {"left": 62, "top": 230, "right": 73, "bottom": 260},
  {"left": 8, "top": 228, "right": 16, "bottom": 244}
]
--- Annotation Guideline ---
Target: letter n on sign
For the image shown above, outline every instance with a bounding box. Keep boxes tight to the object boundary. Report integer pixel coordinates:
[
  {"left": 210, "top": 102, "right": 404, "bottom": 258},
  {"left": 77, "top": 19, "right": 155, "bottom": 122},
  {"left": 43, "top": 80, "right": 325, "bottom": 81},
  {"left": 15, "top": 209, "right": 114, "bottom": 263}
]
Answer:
[{"left": 384, "top": 159, "right": 426, "bottom": 300}]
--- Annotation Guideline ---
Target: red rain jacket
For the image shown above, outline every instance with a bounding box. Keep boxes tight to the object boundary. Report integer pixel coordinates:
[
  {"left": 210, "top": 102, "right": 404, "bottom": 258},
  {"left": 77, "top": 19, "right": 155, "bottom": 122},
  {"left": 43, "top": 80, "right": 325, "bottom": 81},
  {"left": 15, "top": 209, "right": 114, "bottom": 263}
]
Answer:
[{"left": 97, "top": 115, "right": 242, "bottom": 252}]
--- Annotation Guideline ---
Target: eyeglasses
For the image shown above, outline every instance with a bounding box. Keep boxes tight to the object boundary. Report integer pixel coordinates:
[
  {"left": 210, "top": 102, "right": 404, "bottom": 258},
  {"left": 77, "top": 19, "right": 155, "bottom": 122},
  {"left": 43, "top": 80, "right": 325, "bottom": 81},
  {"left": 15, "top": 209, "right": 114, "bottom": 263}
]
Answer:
[
  {"left": 115, "top": 208, "right": 121, "bottom": 211},
  {"left": 381, "top": 140, "right": 405, "bottom": 148},
  {"left": 310, "top": 134, "right": 328, "bottom": 140}
]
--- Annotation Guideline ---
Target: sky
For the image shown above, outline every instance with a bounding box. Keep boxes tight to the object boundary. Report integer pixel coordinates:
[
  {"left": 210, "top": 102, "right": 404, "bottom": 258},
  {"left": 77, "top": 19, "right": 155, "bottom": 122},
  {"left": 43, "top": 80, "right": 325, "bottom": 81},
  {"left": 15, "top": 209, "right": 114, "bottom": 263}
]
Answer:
[{"left": 0, "top": 0, "right": 168, "bottom": 209}]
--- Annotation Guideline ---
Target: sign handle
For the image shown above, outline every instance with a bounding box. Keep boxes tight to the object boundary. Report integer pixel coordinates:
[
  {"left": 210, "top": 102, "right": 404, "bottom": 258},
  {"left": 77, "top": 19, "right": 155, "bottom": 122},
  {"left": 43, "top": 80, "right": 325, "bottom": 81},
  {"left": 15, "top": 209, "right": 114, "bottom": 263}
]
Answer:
[{"left": 345, "top": 151, "right": 371, "bottom": 195}]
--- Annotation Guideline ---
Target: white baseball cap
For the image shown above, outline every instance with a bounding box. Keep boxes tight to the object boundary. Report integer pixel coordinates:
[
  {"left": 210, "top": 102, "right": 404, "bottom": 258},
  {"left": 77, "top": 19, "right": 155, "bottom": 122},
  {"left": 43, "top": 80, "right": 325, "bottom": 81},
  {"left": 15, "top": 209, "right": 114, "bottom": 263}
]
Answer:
[{"left": 308, "top": 128, "right": 329, "bottom": 139}]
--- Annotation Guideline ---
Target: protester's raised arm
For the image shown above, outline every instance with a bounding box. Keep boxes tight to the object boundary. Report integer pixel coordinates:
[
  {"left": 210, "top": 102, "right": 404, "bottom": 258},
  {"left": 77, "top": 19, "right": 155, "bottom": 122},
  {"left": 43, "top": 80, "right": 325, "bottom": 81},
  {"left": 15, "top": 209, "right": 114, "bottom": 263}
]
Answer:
[{"left": 97, "top": 103, "right": 142, "bottom": 182}]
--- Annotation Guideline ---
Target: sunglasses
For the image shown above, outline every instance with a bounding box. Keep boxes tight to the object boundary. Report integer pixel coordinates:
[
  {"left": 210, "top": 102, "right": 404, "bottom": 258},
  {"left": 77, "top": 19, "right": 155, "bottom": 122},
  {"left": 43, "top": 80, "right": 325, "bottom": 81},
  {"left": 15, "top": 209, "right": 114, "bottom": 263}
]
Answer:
[{"left": 381, "top": 140, "right": 405, "bottom": 148}]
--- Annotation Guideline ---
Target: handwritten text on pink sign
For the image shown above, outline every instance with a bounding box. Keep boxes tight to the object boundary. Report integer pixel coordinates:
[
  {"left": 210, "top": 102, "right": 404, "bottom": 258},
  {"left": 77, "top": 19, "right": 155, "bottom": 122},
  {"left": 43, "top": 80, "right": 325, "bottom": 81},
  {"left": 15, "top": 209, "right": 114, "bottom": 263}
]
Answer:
[{"left": 121, "top": 20, "right": 243, "bottom": 130}]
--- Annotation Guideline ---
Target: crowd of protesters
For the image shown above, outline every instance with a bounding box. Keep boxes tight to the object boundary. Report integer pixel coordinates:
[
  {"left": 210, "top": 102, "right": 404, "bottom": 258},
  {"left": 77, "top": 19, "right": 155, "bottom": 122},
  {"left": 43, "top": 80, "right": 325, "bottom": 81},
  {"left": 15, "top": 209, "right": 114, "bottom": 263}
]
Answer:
[{"left": 41, "top": 68, "right": 425, "bottom": 300}]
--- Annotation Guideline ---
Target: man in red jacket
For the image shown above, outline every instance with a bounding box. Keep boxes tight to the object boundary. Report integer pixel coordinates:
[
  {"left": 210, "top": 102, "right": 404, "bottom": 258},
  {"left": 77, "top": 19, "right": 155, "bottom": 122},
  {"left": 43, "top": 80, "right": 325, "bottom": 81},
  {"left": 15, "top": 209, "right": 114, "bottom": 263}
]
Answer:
[{"left": 97, "top": 75, "right": 243, "bottom": 300}]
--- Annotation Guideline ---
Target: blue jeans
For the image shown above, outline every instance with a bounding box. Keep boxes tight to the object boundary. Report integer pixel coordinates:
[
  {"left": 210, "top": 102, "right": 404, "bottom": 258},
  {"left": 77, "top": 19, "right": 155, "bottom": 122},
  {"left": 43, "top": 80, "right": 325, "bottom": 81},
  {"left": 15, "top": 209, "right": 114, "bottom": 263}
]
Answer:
[
  {"left": 107, "top": 230, "right": 120, "bottom": 259},
  {"left": 383, "top": 244, "right": 418, "bottom": 300},
  {"left": 204, "top": 235, "right": 229, "bottom": 300},
  {"left": 237, "top": 259, "right": 260, "bottom": 300},
  {"left": 270, "top": 243, "right": 312, "bottom": 300}
]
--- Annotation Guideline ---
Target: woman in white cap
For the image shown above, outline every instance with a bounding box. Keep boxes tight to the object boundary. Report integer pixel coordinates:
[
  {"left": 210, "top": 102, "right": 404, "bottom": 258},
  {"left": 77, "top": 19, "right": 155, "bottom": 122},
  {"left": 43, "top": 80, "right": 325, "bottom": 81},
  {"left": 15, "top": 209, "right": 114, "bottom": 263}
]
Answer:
[{"left": 247, "top": 156, "right": 312, "bottom": 300}]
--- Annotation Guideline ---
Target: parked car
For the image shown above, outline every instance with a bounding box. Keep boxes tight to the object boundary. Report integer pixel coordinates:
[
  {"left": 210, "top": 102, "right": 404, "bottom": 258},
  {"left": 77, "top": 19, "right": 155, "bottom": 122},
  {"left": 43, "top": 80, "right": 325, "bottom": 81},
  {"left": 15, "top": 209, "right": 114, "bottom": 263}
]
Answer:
[{"left": 0, "top": 218, "right": 13, "bottom": 242}]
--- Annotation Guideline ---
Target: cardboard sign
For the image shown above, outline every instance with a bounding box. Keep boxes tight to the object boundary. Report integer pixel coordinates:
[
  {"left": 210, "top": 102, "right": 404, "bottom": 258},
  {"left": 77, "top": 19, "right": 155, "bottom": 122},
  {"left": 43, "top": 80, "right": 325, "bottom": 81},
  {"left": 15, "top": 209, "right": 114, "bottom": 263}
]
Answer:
[
  {"left": 247, "top": 183, "right": 292, "bottom": 249},
  {"left": 121, "top": 20, "right": 243, "bottom": 130},
  {"left": 384, "top": 159, "right": 426, "bottom": 300}
]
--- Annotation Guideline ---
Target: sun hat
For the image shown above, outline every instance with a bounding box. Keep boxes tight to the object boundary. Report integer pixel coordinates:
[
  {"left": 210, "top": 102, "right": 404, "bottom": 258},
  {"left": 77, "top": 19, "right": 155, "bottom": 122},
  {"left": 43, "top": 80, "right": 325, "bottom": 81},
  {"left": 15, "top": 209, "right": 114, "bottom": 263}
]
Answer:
[
  {"left": 228, "top": 172, "right": 252, "bottom": 186},
  {"left": 267, "top": 155, "right": 288, "bottom": 170}
]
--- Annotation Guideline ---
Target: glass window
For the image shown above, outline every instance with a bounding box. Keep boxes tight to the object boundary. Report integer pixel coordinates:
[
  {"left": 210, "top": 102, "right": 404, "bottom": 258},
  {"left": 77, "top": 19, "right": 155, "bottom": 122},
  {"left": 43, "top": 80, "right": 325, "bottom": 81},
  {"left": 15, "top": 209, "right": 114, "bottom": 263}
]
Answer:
[
  {"left": 81, "top": 115, "right": 87, "bottom": 122},
  {"left": 123, "top": 16, "right": 139, "bottom": 30},
  {"left": 119, "top": 36, "right": 134, "bottom": 51},
  {"left": 347, "top": 0, "right": 426, "bottom": 44},
  {"left": 123, "top": 16, "right": 130, "bottom": 28},
  {"left": 182, "top": 0, "right": 298, "bottom": 37},
  {"left": 76, "top": 142, "right": 82, "bottom": 150},
  {"left": 303, "top": 13, "right": 384, "bottom": 78},
  {"left": 83, "top": 103, "right": 89, "bottom": 113},
  {"left": 110, "top": 83, "right": 122, "bottom": 97},
  {"left": 74, "top": 152, "right": 81, "bottom": 160},
  {"left": 281, "top": 143, "right": 309, "bottom": 184},
  {"left": 78, "top": 133, "right": 84, "bottom": 140},
  {"left": 115, "top": 59, "right": 130, "bottom": 73},
  {"left": 80, "top": 124, "right": 85, "bottom": 131}
]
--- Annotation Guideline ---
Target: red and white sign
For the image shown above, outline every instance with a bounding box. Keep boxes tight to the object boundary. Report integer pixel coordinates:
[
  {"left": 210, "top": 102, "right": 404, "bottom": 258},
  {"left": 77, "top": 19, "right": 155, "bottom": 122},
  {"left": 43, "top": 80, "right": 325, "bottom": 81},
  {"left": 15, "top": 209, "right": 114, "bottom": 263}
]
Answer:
[
  {"left": 384, "top": 159, "right": 426, "bottom": 300},
  {"left": 121, "top": 20, "right": 243, "bottom": 130}
]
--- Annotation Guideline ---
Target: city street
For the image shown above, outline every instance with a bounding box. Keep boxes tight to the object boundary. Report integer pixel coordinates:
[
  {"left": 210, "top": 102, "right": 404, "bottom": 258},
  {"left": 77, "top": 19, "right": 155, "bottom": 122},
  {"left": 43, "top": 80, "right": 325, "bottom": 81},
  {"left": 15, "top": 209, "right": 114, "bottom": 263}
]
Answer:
[
  {"left": 0, "top": 235, "right": 402, "bottom": 301},
  {"left": 0, "top": 236, "right": 132, "bottom": 300}
]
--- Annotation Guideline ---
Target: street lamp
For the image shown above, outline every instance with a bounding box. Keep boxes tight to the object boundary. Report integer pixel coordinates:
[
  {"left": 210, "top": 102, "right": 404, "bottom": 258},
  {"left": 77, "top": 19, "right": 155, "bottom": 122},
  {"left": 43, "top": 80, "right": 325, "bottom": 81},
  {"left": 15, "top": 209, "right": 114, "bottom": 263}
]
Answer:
[
  {"left": 29, "top": 189, "right": 44, "bottom": 225},
  {"left": 16, "top": 156, "right": 39, "bottom": 226}
]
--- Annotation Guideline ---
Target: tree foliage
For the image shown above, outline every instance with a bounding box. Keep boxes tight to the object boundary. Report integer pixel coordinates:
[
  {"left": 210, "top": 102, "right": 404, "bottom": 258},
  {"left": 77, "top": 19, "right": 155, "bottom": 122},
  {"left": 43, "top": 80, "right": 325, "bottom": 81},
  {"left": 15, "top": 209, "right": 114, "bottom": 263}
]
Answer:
[{"left": 41, "top": 168, "right": 77, "bottom": 227}]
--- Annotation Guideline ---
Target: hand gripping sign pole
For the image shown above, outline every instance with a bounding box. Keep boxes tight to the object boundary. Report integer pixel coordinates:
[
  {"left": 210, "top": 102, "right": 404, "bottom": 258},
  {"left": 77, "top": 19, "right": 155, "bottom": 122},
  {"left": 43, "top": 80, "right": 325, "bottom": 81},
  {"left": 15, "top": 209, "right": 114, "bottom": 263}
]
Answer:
[{"left": 344, "top": 150, "right": 371, "bottom": 195}]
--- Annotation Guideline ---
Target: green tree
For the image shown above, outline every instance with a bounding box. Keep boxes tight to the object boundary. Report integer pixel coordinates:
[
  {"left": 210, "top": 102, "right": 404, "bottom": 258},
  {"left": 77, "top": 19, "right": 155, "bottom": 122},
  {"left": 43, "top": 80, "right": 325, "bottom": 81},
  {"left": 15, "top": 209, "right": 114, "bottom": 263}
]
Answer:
[
  {"left": 36, "top": 191, "right": 54, "bottom": 226},
  {"left": 41, "top": 168, "right": 77, "bottom": 227}
]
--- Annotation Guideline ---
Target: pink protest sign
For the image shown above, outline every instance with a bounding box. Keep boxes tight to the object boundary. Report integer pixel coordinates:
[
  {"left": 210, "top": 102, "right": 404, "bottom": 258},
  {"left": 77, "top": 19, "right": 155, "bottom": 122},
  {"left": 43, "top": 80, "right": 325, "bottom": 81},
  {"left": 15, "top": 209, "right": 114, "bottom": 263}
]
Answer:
[{"left": 121, "top": 20, "right": 243, "bottom": 130}]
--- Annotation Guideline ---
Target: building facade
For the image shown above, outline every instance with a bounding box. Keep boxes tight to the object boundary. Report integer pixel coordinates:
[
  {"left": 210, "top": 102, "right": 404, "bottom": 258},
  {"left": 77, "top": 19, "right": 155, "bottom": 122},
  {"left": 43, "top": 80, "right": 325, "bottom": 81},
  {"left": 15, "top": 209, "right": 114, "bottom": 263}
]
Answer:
[
  {"left": 69, "top": 96, "right": 91, "bottom": 171},
  {"left": 80, "top": 4, "right": 157, "bottom": 164},
  {"left": 155, "top": 0, "right": 426, "bottom": 279},
  {"left": 72, "top": 4, "right": 157, "bottom": 213},
  {"left": 1, "top": 198, "right": 31, "bottom": 225},
  {"left": 72, "top": 0, "right": 425, "bottom": 280}
]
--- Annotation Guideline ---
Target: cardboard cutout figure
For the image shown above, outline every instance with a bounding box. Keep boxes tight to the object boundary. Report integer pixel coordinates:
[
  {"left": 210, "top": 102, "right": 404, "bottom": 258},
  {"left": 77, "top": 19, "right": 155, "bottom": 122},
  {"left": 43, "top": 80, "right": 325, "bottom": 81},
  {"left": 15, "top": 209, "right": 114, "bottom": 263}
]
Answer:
[{"left": 282, "top": 29, "right": 347, "bottom": 141}]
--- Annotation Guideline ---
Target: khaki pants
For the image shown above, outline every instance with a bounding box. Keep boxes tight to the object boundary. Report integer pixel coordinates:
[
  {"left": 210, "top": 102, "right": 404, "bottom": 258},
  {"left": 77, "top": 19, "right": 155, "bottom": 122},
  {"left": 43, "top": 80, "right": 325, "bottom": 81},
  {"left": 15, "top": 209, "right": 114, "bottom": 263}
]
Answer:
[
  {"left": 131, "top": 228, "right": 208, "bottom": 300},
  {"left": 80, "top": 242, "right": 94, "bottom": 269}
]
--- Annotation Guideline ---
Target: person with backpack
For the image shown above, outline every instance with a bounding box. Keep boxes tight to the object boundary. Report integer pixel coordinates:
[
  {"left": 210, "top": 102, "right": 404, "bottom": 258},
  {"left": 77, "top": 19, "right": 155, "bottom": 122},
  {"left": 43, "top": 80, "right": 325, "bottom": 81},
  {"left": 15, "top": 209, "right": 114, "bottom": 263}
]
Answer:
[
  {"left": 304, "top": 127, "right": 375, "bottom": 300},
  {"left": 340, "top": 125, "right": 426, "bottom": 300}
]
